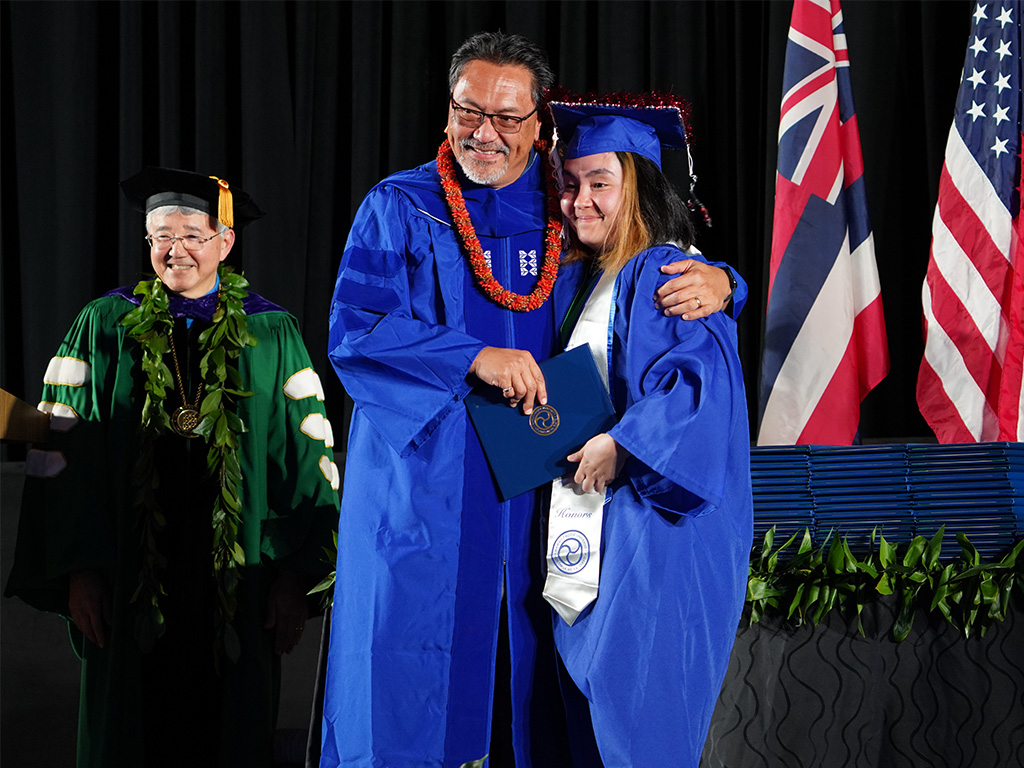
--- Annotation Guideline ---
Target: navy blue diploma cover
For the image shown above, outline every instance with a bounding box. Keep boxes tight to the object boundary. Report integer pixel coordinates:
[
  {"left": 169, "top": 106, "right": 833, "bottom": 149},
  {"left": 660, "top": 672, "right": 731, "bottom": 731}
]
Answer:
[{"left": 465, "top": 345, "right": 617, "bottom": 501}]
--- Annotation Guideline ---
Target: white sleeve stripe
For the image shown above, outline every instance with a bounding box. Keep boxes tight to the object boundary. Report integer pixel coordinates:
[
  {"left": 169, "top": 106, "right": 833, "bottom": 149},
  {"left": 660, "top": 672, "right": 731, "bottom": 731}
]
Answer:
[
  {"left": 318, "top": 455, "right": 340, "bottom": 490},
  {"left": 25, "top": 449, "right": 68, "bottom": 479},
  {"left": 283, "top": 368, "right": 325, "bottom": 401},
  {"left": 299, "top": 414, "right": 335, "bottom": 448},
  {"left": 38, "top": 402, "right": 80, "bottom": 433},
  {"left": 43, "top": 357, "right": 90, "bottom": 387}
]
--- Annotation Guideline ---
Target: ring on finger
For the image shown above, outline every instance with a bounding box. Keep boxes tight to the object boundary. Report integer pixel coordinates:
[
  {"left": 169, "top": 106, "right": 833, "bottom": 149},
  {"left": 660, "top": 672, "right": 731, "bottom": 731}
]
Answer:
[
  {"left": 502, "top": 386, "right": 513, "bottom": 393},
  {"left": 694, "top": 296, "right": 702, "bottom": 308}
]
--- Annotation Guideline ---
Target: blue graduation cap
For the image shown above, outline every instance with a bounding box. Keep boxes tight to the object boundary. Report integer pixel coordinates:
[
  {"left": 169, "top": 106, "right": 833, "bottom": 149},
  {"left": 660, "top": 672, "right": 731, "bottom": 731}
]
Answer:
[
  {"left": 546, "top": 91, "right": 711, "bottom": 225},
  {"left": 548, "top": 96, "right": 689, "bottom": 170}
]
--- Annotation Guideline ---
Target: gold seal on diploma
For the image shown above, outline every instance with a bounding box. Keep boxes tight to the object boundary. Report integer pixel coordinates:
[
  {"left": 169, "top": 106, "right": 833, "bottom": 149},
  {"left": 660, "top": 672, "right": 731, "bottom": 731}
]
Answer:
[{"left": 529, "top": 405, "right": 560, "bottom": 436}]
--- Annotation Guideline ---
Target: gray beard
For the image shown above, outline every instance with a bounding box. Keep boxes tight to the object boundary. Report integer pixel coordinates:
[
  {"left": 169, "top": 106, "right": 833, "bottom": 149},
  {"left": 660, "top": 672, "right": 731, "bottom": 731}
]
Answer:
[{"left": 457, "top": 142, "right": 509, "bottom": 186}]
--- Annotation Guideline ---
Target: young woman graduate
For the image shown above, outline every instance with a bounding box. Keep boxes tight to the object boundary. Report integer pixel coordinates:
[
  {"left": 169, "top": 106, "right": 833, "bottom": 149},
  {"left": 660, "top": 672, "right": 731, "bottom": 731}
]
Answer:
[{"left": 542, "top": 95, "right": 753, "bottom": 768}]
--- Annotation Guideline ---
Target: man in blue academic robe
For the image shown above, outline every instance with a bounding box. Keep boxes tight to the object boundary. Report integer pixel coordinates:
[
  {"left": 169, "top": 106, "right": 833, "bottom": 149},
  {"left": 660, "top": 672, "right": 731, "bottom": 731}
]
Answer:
[{"left": 320, "top": 32, "right": 747, "bottom": 768}]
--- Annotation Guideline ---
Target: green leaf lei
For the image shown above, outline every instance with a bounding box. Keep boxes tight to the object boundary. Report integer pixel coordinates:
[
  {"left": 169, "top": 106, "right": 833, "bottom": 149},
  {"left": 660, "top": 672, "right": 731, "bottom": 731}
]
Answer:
[{"left": 121, "top": 266, "right": 256, "bottom": 661}]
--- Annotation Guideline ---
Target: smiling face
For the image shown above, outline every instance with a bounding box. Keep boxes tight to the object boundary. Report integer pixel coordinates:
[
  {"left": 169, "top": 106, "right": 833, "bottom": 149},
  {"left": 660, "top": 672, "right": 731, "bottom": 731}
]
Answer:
[
  {"left": 447, "top": 60, "right": 541, "bottom": 188},
  {"left": 148, "top": 210, "right": 234, "bottom": 297},
  {"left": 560, "top": 152, "right": 624, "bottom": 253}
]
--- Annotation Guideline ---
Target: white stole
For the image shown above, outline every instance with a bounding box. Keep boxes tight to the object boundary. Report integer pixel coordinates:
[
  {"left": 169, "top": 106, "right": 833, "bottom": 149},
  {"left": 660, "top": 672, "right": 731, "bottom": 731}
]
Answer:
[{"left": 542, "top": 267, "right": 616, "bottom": 626}]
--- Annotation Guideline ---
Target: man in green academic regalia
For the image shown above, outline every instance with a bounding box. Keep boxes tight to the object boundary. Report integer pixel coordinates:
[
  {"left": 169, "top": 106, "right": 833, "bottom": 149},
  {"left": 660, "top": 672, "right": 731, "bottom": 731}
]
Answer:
[{"left": 5, "top": 167, "right": 340, "bottom": 768}]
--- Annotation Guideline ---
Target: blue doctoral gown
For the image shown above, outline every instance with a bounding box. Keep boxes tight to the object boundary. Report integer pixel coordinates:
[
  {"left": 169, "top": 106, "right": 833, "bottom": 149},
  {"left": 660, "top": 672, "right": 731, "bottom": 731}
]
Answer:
[
  {"left": 323, "top": 154, "right": 569, "bottom": 768},
  {"left": 551, "top": 247, "right": 753, "bottom": 768},
  {"left": 322, "top": 150, "right": 750, "bottom": 767}
]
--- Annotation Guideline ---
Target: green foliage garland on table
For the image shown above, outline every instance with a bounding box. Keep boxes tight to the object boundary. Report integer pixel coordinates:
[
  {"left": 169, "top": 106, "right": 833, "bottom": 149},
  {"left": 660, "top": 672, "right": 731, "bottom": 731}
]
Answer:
[
  {"left": 748, "top": 526, "right": 1024, "bottom": 641},
  {"left": 308, "top": 518, "right": 1024, "bottom": 644}
]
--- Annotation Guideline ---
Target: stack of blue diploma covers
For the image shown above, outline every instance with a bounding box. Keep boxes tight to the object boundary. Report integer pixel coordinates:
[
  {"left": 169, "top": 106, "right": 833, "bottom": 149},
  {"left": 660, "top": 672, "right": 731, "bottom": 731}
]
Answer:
[
  {"left": 466, "top": 345, "right": 616, "bottom": 501},
  {"left": 750, "top": 443, "right": 1024, "bottom": 559}
]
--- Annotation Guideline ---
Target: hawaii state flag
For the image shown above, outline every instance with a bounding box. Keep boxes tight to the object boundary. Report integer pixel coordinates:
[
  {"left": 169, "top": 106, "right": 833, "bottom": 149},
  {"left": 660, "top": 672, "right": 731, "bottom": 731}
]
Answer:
[
  {"left": 917, "top": 1, "right": 1024, "bottom": 442},
  {"left": 757, "top": 0, "right": 889, "bottom": 446}
]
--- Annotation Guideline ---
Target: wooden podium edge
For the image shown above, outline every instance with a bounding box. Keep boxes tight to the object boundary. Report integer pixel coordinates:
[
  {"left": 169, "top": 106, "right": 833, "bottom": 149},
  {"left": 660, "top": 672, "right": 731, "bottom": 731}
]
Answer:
[{"left": 0, "top": 388, "right": 50, "bottom": 443}]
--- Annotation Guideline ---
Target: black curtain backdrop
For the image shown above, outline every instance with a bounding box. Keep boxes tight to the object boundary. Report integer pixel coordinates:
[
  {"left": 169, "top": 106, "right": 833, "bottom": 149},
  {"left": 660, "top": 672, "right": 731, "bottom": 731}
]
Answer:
[{"left": 1, "top": 0, "right": 971, "bottom": 458}]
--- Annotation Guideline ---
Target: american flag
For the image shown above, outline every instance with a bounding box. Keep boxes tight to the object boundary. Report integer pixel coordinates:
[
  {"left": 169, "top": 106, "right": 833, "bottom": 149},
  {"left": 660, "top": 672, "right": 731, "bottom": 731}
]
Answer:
[
  {"left": 757, "top": 0, "right": 889, "bottom": 445},
  {"left": 917, "top": 1, "right": 1024, "bottom": 442}
]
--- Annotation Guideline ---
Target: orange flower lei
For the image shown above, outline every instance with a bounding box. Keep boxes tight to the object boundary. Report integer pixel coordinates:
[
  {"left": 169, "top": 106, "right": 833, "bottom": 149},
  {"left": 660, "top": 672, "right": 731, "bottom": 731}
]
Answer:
[{"left": 436, "top": 140, "right": 563, "bottom": 312}]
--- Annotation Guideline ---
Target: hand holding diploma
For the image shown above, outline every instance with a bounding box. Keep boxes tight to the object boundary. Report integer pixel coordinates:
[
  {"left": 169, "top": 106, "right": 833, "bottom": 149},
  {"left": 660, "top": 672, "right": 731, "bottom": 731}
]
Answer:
[
  {"left": 567, "top": 433, "right": 632, "bottom": 494},
  {"left": 469, "top": 346, "right": 548, "bottom": 414}
]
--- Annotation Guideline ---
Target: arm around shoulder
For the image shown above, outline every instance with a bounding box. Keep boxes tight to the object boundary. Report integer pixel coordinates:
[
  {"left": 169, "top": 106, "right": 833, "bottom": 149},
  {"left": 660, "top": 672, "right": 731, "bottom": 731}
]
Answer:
[{"left": 654, "top": 251, "right": 748, "bottom": 319}]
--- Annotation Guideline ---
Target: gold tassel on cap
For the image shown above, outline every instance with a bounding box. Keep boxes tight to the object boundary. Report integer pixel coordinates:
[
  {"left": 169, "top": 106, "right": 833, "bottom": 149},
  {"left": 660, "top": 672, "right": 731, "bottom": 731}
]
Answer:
[{"left": 209, "top": 176, "right": 234, "bottom": 229}]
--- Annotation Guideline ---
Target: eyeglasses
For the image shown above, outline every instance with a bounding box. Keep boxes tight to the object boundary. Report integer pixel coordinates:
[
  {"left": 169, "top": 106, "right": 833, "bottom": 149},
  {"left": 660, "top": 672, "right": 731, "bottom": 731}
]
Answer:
[
  {"left": 146, "top": 233, "right": 222, "bottom": 252},
  {"left": 450, "top": 96, "right": 537, "bottom": 134}
]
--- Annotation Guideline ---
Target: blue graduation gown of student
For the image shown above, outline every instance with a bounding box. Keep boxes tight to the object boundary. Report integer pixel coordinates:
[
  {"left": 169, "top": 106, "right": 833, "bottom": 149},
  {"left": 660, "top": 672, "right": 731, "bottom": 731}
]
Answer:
[{"left": 551, "top": 246, "right": 753, "bottom": 768}]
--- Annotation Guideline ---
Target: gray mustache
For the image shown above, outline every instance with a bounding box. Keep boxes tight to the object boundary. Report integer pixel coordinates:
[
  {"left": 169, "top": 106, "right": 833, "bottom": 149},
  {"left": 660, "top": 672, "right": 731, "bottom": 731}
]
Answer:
[{"left": 461, "top": 139, "right": 509, "bottom": 157}]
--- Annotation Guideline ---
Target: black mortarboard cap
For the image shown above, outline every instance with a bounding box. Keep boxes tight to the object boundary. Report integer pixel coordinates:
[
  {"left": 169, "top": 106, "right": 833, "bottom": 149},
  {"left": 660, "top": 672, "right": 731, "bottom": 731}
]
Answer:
[{"left": 120, "top": 167, "right": 265, "bottom": 230}]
